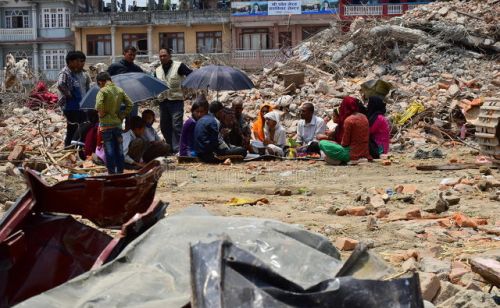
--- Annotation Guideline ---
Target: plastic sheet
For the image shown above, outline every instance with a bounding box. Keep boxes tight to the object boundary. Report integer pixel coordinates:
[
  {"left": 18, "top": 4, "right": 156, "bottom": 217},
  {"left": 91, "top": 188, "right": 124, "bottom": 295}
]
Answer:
[
  {"left": 191, "top": 239, "right": 424, "bottom": 308},
  {"left": 19, "top": 207, "right": 415, "bottom": 307}
]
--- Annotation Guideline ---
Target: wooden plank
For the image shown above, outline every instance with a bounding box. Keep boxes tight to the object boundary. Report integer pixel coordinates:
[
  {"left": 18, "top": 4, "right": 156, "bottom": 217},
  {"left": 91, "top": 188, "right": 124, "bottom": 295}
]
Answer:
[
  {"left": 416, "top": 163, "right": 496, "bottom": 171},
  {"left": 470, "top": 257, "right": 500, "bottom": 287}
]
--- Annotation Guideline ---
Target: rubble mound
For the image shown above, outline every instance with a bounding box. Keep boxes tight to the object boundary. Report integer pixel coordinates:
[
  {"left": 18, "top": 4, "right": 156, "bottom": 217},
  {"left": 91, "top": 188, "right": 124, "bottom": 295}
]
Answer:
[{"left": 225, "top": 0, "right": 499, "bottom": 141}]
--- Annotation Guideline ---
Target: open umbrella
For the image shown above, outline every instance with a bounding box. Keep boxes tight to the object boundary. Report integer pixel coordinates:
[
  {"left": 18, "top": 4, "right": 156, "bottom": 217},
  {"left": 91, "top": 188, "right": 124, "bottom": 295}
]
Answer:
[
  {"left": 80, "top": 72, "right": 168, "bottom": 109},
  {"left": 181, "top": 65, "right": 254, "bottom": 99}
]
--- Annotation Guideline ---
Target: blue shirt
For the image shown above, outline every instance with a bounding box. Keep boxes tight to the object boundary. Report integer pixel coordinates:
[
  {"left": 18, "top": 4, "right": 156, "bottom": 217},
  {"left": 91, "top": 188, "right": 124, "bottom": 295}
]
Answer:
[{"left": 193, "top": 114, "right": 219, "bottom": 155}]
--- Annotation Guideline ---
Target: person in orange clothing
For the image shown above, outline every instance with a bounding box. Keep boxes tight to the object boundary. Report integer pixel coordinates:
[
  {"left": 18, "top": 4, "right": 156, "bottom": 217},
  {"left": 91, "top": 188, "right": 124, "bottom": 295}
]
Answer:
[{"left": 251, "top": 103, "right": 273, "bottom": 141}]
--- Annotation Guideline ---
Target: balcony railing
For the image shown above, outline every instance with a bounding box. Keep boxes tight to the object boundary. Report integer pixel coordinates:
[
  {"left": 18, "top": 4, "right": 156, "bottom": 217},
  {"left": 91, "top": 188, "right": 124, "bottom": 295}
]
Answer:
[
  {"left": 0, "top": 28, "right": 35, "bottom": 41},
  {"left": 344, "top": 5, "right": 382, "bottom": 16},
  {"left": 85, "top": 50, "right": 283, "bottom": 70},
  {"left": 387, "top": 4, "right": 403, "bottom": 15},
  {"left": 342, "top": 2, "right": 428, "bottom": 18},
  {"left": 72, "top": 9, "right": 230, "bottom": 27}
]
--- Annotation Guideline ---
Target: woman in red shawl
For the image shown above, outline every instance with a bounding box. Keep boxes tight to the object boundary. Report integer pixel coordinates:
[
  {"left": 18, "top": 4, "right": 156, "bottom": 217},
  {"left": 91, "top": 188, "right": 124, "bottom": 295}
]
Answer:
[{"left": 319, "top": 96, "right": 371, "bottom": 164}]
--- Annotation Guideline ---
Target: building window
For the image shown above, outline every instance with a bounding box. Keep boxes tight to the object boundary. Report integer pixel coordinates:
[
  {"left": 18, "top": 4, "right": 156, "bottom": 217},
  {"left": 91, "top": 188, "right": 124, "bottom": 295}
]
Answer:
[
  {"left": 43, "top": 50, "right": 66, "bottom": 70},
  {"left": 301, "top": 26, "right": 328, "bottom": 40},
  {"left": 87, "top": 34, "right": 112, "bottom": 56},
  {"left": 5, "top": 10, "right": 30, "bottom": 28},
  {"left": 122, "top": 33, "right": 148, "bottom": 55},
  {"left": 42, "top": 8, "right": 70, "bottom": 28},
  {"left": 196, "top": 31, "right": 222, "bottom": 53},
  {"left": 241, "top": 29, "right": 270, "bottom": 50},
  {"left": 159, "top": 32, "right": 185, "bottom": 54}
]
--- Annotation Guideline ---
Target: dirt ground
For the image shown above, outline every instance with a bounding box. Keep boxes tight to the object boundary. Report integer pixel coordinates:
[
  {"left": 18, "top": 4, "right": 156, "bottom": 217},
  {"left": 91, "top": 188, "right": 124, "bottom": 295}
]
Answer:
[{"left": 155, "top": 149, "right": 500, "bottom": 275}]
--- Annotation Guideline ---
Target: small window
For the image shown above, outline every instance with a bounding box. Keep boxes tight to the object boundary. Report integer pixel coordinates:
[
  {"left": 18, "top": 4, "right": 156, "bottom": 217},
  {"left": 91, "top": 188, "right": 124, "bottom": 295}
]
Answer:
[
  {"left": 196, "top": 31, "right": 222, "bottom": 53},
  {"left": 87, "top": 34, "right": 112, "bottom": 56},
  {"left": 159, "top": 32, "right": 185, "bottom": 54},
  {"left": 122, "top": 33, "right": 148, "bottom": 55}
]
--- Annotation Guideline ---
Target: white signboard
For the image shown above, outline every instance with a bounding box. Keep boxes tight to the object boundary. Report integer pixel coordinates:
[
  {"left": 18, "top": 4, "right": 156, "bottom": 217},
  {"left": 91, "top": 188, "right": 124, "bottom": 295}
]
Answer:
[{"left": 268, "top": 1, "right": 301, "bottom": 15}]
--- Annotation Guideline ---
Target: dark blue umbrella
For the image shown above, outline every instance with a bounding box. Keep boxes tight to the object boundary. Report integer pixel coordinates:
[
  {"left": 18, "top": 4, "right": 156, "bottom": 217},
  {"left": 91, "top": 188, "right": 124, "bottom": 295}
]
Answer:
[
  {"left": 181, "top": 65, "right": 254, "bottom": 92},
  {"left": 80, "top": 72, "right": 168, "bottom": 109}
]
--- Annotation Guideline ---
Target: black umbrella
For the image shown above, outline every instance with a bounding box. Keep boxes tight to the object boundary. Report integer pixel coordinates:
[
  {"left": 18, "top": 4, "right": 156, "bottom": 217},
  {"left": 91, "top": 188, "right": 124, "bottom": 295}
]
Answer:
[
  {"left": 181, "top": 65, "right": 254, "bottom": 98},
  {"left": 80, "top": 72, "right": 168, "bottom": 109}
]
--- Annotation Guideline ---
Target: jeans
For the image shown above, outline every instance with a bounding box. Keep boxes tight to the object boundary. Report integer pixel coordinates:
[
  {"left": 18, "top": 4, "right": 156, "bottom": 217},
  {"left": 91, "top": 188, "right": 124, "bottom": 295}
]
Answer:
[
  {"left": 63, "top": 110, "right": 85, "bottom": 147},
  {"left": 159, "top": 100, "right": 184, "bottom": 153},
  {"left": 102, "top": 127, "right": 124, "bottom": 174}
]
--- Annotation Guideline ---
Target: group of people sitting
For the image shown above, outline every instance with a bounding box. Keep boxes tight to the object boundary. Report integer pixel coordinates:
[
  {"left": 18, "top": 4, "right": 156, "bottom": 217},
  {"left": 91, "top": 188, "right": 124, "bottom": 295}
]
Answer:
[
  {"left": 318, "top": 95, "right": 390, "bottom": 164},
  {"left": 75, "top": 87, "right": 389, "bottom": 172},
  {"left": 177, "top": 94, "right": 390, "bottom": 164}
]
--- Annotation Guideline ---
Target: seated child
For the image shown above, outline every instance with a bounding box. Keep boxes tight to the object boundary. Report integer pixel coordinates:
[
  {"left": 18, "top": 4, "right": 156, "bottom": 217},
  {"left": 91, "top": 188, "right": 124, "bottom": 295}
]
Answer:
[
  {"left": 123, "top": 116, "right": 169, "bottom": 168},
  {"left": 179, "top": 96, "right": 209, "bottom": 157}
]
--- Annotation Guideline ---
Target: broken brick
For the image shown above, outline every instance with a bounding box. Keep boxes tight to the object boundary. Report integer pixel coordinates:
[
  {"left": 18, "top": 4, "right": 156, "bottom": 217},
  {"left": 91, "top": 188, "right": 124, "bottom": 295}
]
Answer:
[
  {"left": 452, "top": 212, "right": 477, "bottom": 228},
  {"left": 382, "top": 160, "right": 391, "bottom": 166},
  {"left": 406, "top": 209, "right": 422, "bottom": 220},
  {"left": 347, "top": 206, "right": 367, "bottom": 216},
  {"left": 335, "top": 237, "right": 359, "bottom": 251},
  {"left": 8, "top": 145, "right": 25, "bottom": 161},
  {"left": 419, "top": 272, "right": 441, "bottom": 302}
]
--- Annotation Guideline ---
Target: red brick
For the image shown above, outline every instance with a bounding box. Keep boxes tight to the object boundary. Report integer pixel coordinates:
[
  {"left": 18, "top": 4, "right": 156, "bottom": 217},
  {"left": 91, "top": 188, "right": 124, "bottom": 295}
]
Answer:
[
  {"left": 382, "top": 160, "right": 391, "bottom": 166},
  {"left": 406, "top": 209, "right": 422, "bottom": 220},
  {"left": 7, "top": 145, "right": 25, "bottom": 161},
  {"left": 335, "top": 237, "right": 359, "bottom": 251},
  {"left": 347, "top": 206, "right": 368, "bottom": 216},
  {"left": 419, "top": 272, "right": 441, "bottom": 301}
]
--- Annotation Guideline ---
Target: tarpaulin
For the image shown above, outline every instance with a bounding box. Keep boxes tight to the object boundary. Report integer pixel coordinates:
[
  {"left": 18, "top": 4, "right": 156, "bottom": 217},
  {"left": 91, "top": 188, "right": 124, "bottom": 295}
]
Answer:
[
  {"left": 18, "top": 207, "right": 419, "bottom": 307},
  {"left": 191, "top": 239, "right": 424, "bottom": 308}
]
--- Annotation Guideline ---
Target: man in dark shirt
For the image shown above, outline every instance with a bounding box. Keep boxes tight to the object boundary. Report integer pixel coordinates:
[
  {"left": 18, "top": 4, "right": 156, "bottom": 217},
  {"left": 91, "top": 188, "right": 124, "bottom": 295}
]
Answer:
[
  {"left": 194, "top": 101, "right": 247, "bottom": 163},
  {"left": 107, "top": 45, "right": 144, "bottom": 76},
  {"left": 107, "top": 45, "right": 144, "bottom": 123},
  {"left": 230, "top": 98, "right": 251, "bottom": 149},
  {"left": 153, "top": 48, "right": 192, "bottom": 153}
]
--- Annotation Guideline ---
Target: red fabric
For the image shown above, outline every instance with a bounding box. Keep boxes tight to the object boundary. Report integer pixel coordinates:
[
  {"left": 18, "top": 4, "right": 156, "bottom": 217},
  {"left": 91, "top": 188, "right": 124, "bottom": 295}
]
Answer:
[
  {"left": 84, "top": 125, "right": 99, "bottom": 157},
  {"left": 341, "top": 113, "right": 371, "bottom": 161},
  {"left": 334, "top": 96, "right": 359, "bottom": 143},
  {"left": 26, "top": 81, "right": 58, "bottom": 110}
]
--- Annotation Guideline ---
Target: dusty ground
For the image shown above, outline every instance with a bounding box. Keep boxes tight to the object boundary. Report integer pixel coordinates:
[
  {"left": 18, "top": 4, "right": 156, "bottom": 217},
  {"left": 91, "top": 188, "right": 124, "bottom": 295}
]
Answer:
[{"left": 155, "top": 148, "right": 500, "bottom": 275}]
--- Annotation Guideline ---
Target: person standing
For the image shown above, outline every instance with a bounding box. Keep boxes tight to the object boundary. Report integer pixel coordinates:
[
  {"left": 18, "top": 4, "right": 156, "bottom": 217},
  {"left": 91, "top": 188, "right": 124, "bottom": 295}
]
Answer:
[
  {"left": 107, "top": 45, "right": 144, "bottom": 76},
  {"left": 57, "top": 51, "right": 91, "bottom": 147},
  {"left": 95, "top": 72, "right": 133, "bottom": 174},
  {"left": 107, "top": 46, "right": 144, "bottom": 120},
  {"left": 154, "top": 48, "right": 192, "bottom": 153}
]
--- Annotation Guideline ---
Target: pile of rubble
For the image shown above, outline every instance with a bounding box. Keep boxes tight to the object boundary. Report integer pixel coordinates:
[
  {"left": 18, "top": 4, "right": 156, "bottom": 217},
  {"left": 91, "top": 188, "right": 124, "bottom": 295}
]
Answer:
[
  {"left": 0, "top": 105, "right": 107, "bottom": 210},
  {"left": 218, "top": 0, "right": 498, "bottom": 143}
]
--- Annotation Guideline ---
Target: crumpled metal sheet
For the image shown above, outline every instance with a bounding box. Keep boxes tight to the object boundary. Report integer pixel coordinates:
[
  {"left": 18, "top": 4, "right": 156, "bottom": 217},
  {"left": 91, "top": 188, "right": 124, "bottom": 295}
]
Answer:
[
  {"left": 1, "top": 160, "right": 167, "bottom": 307},
  {"left": 191, "top": 239, "right": 423, "bottom": 308},
  {"left": 18, "top": 206, "right": 407, "bottom": 307}
]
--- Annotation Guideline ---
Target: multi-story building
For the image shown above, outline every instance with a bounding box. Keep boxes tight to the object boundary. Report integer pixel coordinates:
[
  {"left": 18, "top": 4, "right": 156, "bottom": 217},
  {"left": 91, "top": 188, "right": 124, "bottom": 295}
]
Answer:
[
  {"left": 0, "top": 0, "right": 74, "bottom": 81},
  {"left": 72, "top": 0, "right": 231, "bottom": 65}
]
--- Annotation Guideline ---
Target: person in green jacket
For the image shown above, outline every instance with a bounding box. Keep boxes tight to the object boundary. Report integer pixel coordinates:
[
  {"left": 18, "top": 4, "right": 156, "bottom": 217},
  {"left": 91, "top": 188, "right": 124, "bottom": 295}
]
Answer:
[{"left": 95, "top": 72, "right": 133, "bottom": 174}]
